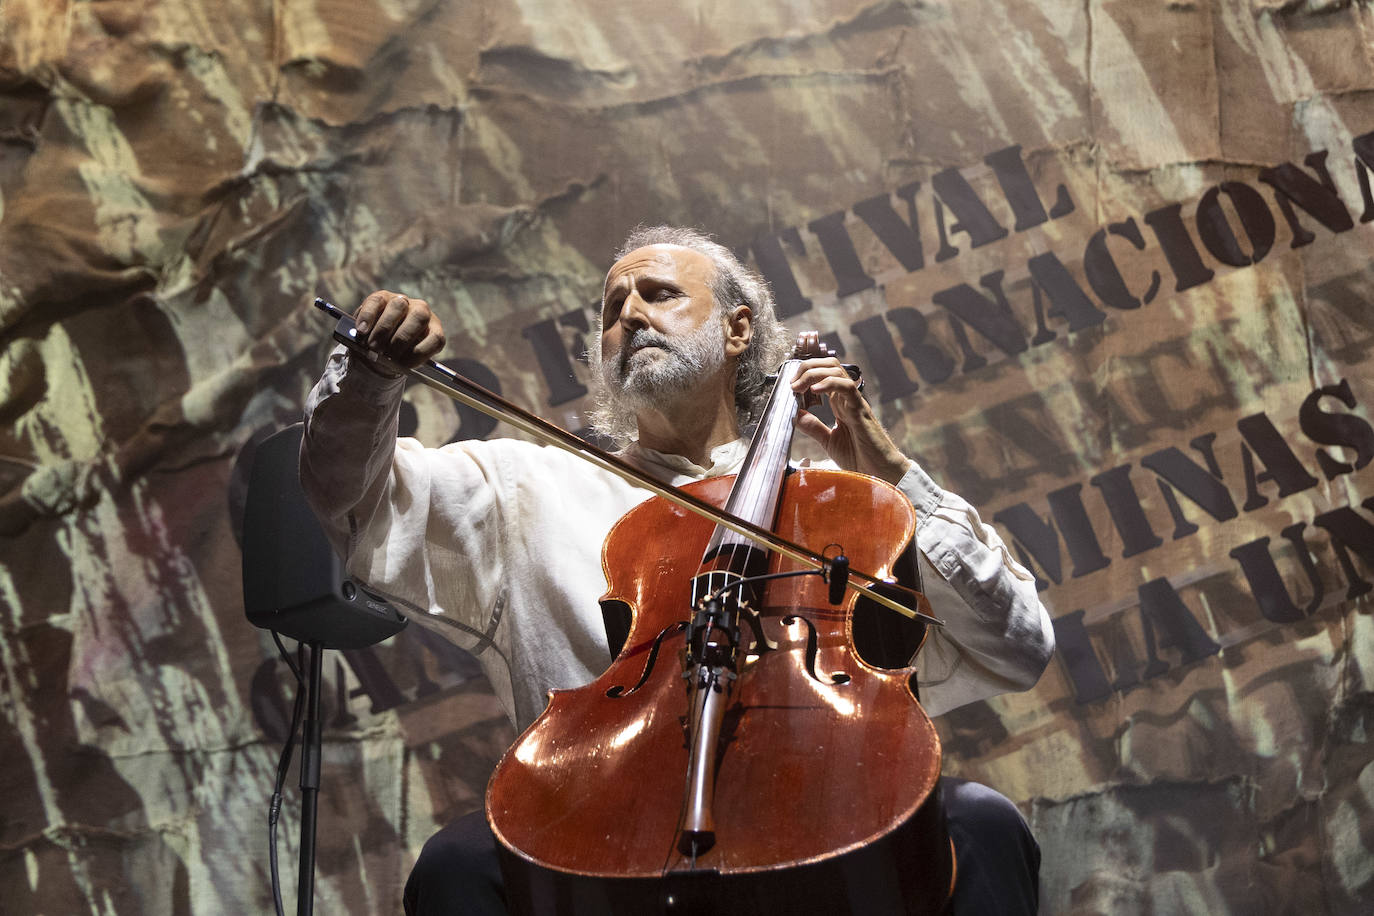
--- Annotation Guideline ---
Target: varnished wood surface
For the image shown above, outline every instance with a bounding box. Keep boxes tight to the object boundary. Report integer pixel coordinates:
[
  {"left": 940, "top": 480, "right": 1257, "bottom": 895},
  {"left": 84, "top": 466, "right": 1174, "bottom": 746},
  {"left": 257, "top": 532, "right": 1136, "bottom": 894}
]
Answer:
[{"left": 487, "top": 469, "right": 943, "bottom": 887}]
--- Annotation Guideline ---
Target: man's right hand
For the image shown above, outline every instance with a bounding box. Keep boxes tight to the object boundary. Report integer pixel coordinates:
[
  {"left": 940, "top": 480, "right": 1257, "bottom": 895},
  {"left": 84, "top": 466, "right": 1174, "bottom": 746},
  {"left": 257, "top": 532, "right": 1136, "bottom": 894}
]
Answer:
[{"left": 353, "top": 290, "right": 447, "bottom": 375}]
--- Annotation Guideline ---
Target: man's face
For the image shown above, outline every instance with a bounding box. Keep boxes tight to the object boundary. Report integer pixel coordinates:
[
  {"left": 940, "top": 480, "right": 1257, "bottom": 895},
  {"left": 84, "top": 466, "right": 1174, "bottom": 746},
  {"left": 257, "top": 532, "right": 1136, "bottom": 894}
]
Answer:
[{"left": 599, "top": 245, "right": 727, "bottom": 405}]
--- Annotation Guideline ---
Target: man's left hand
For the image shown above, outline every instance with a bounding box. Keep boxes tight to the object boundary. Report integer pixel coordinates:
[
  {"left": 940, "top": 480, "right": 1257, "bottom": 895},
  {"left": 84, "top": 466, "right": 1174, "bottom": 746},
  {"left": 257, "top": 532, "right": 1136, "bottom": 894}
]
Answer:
[{"left": 790, "top": 357, "right": 913, "bottom": 484}]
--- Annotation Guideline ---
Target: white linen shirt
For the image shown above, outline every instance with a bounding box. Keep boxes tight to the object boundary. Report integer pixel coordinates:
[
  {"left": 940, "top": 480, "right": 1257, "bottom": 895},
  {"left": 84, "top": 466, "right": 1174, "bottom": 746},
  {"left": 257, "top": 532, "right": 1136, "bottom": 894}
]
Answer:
[{"left": 301, "top": 348, "right": 1055, "bottom": 733}]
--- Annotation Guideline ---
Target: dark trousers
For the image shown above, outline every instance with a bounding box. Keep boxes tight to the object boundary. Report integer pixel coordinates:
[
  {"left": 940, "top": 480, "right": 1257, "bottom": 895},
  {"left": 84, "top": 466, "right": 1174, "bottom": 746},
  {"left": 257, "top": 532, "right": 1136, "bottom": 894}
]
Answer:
[{"left": 404, "top": 777, "right": 1040, "bottom": 915}]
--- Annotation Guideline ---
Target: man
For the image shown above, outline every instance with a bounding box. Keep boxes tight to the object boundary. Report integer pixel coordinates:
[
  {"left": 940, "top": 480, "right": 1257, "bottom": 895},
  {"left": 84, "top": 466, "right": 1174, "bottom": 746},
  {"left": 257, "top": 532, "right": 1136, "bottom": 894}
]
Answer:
[{"left": 302, "top": 226, "right": 1055, "bottom": 914}]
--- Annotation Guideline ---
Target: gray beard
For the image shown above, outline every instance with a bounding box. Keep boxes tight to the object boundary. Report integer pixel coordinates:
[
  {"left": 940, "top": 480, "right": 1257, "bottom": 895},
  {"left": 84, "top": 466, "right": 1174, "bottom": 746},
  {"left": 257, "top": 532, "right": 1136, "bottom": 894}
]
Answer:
[{"left": 601, "top": 320, "right": 727, "bottom": 414}]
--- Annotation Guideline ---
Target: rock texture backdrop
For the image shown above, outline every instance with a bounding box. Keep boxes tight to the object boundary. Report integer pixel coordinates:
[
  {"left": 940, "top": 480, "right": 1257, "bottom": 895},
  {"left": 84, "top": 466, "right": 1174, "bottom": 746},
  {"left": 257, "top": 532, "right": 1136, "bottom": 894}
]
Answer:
[{"left": 2, "top": 0, "right": 1373, "bottom": 913}]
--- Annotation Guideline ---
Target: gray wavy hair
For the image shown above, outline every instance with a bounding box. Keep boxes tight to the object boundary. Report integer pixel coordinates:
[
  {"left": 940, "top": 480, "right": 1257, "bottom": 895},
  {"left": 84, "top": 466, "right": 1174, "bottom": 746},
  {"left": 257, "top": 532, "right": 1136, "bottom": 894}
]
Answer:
[{"left": 586, "top": 226, "right": 792, "bottom": 446}]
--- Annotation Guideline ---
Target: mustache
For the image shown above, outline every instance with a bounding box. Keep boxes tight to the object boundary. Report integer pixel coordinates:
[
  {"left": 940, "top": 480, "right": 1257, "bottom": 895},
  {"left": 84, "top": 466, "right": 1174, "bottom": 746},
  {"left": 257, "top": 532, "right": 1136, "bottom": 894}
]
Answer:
[{"left": 617, "top": 329, "right": 677, "bottom": 374}]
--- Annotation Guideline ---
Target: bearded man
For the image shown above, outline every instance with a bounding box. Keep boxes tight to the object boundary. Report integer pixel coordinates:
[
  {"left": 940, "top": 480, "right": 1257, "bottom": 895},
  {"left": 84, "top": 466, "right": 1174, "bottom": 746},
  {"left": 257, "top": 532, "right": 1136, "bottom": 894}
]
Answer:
[{"left": 301, "top": 226, "right": 1055, "bottom": 915}]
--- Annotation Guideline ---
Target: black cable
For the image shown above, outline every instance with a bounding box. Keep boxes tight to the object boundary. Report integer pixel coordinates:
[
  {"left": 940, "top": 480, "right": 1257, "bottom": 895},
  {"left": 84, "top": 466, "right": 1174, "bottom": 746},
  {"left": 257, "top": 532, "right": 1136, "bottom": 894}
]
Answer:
[
  {"left": 275, "top": 631, "right": 304, "bottom": 682},
  {"left": 268, "top": 635, "right": 307, "bottom": 916},
  {"left": 701, "top": 545, "right": 851, "bottom": 609},
  {"left": 702, "top": 567, "right": 821, "bottom": 605}
]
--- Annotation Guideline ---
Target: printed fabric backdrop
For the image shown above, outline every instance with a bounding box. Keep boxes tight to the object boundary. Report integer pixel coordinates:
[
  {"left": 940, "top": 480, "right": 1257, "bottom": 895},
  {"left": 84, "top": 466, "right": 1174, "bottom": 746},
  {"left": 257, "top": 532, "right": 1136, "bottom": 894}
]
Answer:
[{"left": 2, "top": 0, "right": 1373, "bottom": 913}]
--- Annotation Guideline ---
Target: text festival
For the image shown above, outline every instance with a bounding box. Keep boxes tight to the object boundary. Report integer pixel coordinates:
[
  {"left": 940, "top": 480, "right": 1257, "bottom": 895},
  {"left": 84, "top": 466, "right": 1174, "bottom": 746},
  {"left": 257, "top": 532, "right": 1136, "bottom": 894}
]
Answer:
[{"left": 408, "top": 129, "right": 1374, "bottom": 710}]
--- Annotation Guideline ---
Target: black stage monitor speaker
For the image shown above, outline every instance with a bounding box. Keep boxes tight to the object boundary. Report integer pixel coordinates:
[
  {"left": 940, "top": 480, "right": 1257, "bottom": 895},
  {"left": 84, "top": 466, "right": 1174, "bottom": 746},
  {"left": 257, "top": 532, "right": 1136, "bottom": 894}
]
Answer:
[{"left": 241, "top": 423, "right": 406, "bottom": 649}]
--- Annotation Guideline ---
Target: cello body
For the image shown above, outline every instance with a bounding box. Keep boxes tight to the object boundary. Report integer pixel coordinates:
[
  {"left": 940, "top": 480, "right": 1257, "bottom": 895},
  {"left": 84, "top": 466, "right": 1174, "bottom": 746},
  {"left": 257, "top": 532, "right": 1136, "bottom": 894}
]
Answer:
[{"left": 486, "top": 470, "right": 953, "bottom": 916}]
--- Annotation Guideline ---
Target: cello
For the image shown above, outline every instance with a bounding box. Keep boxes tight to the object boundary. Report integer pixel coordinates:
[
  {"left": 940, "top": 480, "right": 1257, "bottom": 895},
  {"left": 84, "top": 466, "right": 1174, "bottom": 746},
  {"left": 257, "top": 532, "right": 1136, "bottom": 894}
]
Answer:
[{"left": 484, "top": 333, "right": 954, "bottom": 915}]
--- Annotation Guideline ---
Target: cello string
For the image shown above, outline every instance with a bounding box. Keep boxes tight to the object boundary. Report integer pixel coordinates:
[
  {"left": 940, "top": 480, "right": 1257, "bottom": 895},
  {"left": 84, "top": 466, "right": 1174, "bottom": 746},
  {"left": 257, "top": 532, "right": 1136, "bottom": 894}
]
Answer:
[{"left": 731, "top": 358, "right": 793, "bottom": 543}]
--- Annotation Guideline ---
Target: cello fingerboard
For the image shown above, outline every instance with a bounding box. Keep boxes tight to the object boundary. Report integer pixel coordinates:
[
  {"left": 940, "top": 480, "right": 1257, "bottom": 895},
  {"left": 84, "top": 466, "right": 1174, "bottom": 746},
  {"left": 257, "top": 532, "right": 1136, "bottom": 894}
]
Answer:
[{"left": 705, "top": 358, "right": 802, "bottom": 559}]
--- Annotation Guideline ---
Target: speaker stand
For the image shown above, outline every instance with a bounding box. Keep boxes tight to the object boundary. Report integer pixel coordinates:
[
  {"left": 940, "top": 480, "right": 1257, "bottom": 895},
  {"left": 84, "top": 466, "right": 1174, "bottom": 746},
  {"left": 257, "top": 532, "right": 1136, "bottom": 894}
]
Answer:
[{"left": 297, "top": 639, "right": 325, "bottom": 916}]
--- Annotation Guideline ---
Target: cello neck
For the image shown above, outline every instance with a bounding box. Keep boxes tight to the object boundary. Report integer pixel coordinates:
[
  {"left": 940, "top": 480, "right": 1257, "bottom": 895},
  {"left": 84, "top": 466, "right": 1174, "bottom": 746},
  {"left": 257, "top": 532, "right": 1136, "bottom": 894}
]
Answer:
[{"left": 707, "top": 358, "right": 803, "bottom": 555}]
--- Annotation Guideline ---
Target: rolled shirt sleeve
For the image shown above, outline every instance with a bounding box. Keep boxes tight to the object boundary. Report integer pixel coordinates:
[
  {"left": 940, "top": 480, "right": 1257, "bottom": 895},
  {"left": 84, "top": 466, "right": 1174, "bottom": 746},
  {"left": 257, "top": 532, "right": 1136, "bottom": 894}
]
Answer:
[{"left": 894, "top": 460, "right": 1056, "bottom": 717}]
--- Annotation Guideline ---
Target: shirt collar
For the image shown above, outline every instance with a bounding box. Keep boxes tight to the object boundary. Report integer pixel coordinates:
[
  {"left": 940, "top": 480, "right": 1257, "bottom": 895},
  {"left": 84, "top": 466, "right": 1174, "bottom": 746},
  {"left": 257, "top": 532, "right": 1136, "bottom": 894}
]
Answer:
[{"left": 621, "top": 438, "right": 751, "bottom": 482}]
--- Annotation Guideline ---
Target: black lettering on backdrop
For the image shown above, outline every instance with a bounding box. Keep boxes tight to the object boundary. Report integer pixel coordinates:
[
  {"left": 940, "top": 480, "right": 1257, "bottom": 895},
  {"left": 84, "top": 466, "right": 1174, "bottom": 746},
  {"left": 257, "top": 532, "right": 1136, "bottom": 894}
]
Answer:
[
  {"left": 1298, "top": 378, "right": 1374, "bottom": 479},
  {"left": 759, "top": 146, "right": 1075, "bottom": 319},
  {"left": 1195, "top": 181, "right": 1276, "bottom": 267},
  {"left": 399, "top": 357, "right": 504, "bottom": 441},
  {"left": 932, "top": 196, "right": 961, "bottom": 263},
  {"left": 1258, "top": 150, "right": 1355, "bottom": 248},
  {"left": 993, "top": 483, "right": 1111, "bottom": 591},
  {"left": 439, "top": 357, "right": 502, "bottom": 442},
  {"left": 1083, "top": 217, "right": 1160, "bottom": 311},
  {"left": 1109, "top": 336, "right": 1240, "bottom": 451},
  {"left": 1312, "top": 499, "right": 1374, "bottom": 600},
  {"left": 930, "top": 164, "right": 1011, "bottom": 252},
  {"left": 523, "top": 307, "right": 591, "bottom": 407},
  {"left": 1007, "top": 376, "right": 1373, "bottom": 704},
  {"left": 1025, "top": 277, "right": 1058, "bottom": 347},
  {"left": 930, "top": 271, "right": 1028, "bottom": 372},
  {"left": 848, "top": 313, "right": 923, "bottom": 401},
  {"left": 991, "top": 385, "right": 1369, "bottom": 596},
  {"left": 1051, "top": 578, "right": 1224, "bottom": 704},
  {"left": 1136, "top": 577, "right": 1222, "bottom": 677},
  {"left": 1089, "top": 465, "right": 1166, "bottom": 558},
  {"left": 1142, "top": 202, "right": 1215, "bottom": 292},
  {"left": 1354, "top": 130, "right": 1374, "bottom": 223},
  {"left": 341, "top": 647, "right": 407, "bottom": 713},
  {"left": 983, "top": 144, "right": 1075, "bottom": 230},
  {"left": 994, "top": 375, "right": 1371, "bottom": 600},
  {"left": 518, "top": 133, "right": 1372, "bottom": 413},
  {"left": 883, "top": 307, "right": 955, "bottom": 387},
  {"left": 1097, "top": 609, "right": 1146, "bottom": 692},
  {"left": 1229, "top": 523, "right": 1325, "bottom": 624},
  {"left": 1236, "top": 412, "right": 1320, "bottom": 510},
  {"left": 808, "top": 210, "right": 876, "bottom": 297},
  {"left": 980, "top": 395, "right": 1077, "bottom": 485},
  {"left": 1051, "top": 610, "right": 1113, "bottom": 703},
  {"left": 792, "top": 134, "right": 1374, "bottom": 409},
  {"left": 1026, "top": 251, "right": 1107, "bottom": 332},
  {"left": 1058, "top": 502, "right": 1374, "bottom": 705},
  {"left": 852, "top": 182, "right": 925, "bottom": 273},
  {"left": 746, "top": 228, "right": 813, "bottom": 319},
  {"left": 340, "top": 624, "right": 486, "bottom": 715},
  {"left": 1140, "top": 438, "right": 1239, "bottom": 540}
]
